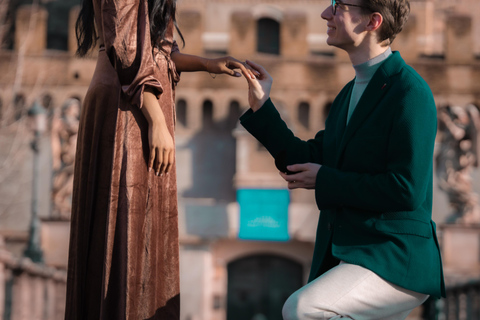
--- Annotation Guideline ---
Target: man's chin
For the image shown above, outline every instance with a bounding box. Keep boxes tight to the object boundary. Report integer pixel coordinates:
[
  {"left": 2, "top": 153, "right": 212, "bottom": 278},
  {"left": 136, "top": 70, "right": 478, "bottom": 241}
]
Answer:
[{"left": 326, "top": 39, "right": 339, "bottom": 49}]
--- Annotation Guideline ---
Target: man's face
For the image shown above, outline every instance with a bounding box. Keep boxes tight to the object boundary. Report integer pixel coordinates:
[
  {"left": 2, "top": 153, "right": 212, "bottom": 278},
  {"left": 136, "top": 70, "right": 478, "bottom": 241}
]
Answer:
[{"left": 321, "top": 0, "right": 369, "bottom": 52}]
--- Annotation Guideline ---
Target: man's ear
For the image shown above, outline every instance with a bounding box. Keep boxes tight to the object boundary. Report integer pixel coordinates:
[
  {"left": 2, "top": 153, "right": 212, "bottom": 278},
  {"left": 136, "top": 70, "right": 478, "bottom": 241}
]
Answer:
[{"left": 366, "top": 12, "right": 383, "bottom": 32}]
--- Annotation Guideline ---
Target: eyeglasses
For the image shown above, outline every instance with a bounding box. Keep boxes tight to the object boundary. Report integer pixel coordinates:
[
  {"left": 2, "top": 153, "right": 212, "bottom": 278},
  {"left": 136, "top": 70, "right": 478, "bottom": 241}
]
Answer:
[{"left": 331, "top": 0, "right": 369, "bottom": 15}]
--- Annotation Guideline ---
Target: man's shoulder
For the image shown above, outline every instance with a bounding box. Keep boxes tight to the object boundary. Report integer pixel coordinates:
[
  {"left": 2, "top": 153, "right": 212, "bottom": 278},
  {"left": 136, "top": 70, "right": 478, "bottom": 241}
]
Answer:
[
  {"left": 385, "top": 52, "right": 430, "bottom": 90},
  {"left": 399, "top": 63, "right": 430, "bottom": 89}
]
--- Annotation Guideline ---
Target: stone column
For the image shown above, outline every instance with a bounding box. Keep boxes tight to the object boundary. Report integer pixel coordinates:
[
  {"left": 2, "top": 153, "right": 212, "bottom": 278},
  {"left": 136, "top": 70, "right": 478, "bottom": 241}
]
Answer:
[
  {"left": 44, "top": 278, "right": 56, "bottom": 320},
  {"left": 55, "top": 280, "right": 67, "bottom": 319},
  {"left": 229, "top": 10, "right": 256, "bottom": 58},
  {"left": 445, "top": 14, "right": 473, "bottom": 64},
  {"left": 15, "top": 5, "right": 48, "bottom": 55},
  {"left": 392, "top": 14, "right": 418, "bottom": 62},
  {"left": 281, "top": 11, "right": 308, "bottom": 58},
  {"left": 178, "top": 9, "right": 203, "bottom": 55},
  {"left": 31, "top": 276, "right": 44, "bottom": 319}
]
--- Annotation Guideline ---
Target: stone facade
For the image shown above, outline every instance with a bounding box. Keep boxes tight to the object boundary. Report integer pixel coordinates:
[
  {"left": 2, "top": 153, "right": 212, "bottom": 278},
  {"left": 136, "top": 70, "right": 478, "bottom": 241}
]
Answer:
[{"left": 0, "top": 0, "right": 480, "bottom": 319}]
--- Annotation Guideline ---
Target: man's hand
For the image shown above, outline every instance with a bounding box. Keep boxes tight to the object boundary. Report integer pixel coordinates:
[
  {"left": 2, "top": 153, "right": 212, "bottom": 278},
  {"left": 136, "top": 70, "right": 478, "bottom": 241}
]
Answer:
[
  {"left": 241, "top": 60, "right": 273, "bottom": 112},
  {"left": 279, "top": 163, "right": 322, "bottom": 190}
]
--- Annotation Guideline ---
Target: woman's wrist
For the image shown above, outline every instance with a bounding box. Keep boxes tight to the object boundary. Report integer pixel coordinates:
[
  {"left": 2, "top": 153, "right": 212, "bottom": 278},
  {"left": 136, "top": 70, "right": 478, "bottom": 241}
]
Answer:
[
  {"left": 142, "top": 90, "right": 166, "bottom": 126},
  {"left": 204, "top": 58, "right": 211, "bottom": 73}
]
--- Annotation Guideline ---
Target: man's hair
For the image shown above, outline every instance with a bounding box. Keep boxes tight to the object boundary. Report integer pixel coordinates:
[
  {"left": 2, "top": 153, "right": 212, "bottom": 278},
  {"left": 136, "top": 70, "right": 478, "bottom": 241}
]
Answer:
[{"left": 361, "top": 0, "right": 410, "bottom": 45}]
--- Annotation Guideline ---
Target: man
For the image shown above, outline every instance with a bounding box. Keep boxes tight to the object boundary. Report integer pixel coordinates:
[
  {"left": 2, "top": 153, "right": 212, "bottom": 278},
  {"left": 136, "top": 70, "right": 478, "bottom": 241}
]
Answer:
[{"left": 239, "top": 0, "right": 445, "bottom": 319}]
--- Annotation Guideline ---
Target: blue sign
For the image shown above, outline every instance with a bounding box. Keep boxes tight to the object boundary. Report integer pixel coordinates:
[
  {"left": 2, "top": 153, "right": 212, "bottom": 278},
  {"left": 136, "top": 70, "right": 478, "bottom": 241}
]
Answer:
[{"left": 238, "top": 189, "right": 290, "bottom": 241}]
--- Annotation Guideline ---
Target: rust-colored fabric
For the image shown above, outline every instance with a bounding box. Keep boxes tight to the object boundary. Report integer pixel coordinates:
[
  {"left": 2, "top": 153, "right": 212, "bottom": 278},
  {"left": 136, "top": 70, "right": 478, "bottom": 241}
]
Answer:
[{"left": 65, "top": 0, "right": 180, "bottom": 319}]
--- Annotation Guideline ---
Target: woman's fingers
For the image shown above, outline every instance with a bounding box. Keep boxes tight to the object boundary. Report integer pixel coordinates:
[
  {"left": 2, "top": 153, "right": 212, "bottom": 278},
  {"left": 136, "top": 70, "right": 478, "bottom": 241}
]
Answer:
[
  {"left": 161, "top": 149, "right": 170, "bottom": 175},
  {"left": 226, "top": 58, "right": 258, "bottom": 79},
  {"left": 165, "top": 149, "right": 174, "bottom": 174},
  {"left": 149, "top": 147, "right": 155, "bottom": 172},
  {"left": 152, "top": 148, "right": 174, "bottom": 176},
  {"left": 155, "top": 147, "right": 164, "bottom": 176},
  {"left": 225, "top": 60, "right": 246, "bottom": 77}
]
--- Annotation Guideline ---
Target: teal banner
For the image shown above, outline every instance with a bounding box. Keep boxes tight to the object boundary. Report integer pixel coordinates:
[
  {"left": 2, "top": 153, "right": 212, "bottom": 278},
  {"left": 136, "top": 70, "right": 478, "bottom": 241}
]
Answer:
[{"left": 238, "top": 189, "right": 290, "bottom": 241}]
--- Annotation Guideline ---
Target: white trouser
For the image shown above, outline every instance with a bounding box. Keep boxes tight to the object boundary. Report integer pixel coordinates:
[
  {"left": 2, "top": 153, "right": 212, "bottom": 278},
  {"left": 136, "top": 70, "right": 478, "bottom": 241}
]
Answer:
[{"left": 282, "top": 262, "right": 429, "bottom": 320}]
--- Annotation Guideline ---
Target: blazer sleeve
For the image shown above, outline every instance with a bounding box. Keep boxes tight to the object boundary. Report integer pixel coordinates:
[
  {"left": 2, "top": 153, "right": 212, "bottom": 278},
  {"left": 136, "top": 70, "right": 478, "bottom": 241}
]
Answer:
[
  {"left": 101, "top": 0, "right": 164, "bottom": 109},
  {"left": 240, "top": 98, "right": 324, "bottom": 172},
  {"left": 315, "top": 83, "right": 438, "bottom": 212}
]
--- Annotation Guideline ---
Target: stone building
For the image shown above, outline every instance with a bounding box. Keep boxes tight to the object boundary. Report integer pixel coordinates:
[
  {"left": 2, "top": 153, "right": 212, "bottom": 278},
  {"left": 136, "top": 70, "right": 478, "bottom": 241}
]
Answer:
[{"left": 0, "top": 0, "right": 480, "bottom": 319}]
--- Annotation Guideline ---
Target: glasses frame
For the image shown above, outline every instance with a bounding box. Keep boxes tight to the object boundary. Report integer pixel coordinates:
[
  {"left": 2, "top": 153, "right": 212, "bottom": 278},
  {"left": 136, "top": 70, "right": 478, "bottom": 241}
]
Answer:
[{"left": 331, "top": 0, "right": 369, "bottom": 15}]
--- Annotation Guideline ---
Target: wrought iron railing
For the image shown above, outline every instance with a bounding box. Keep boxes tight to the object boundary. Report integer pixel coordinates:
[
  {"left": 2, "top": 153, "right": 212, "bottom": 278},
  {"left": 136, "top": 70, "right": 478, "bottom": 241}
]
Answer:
[
  {"left": 0, "top": 238, "right": 67, "bottom": 320},
  {"left": 423, "top": 280, "right": 480, "bottom": 320}
]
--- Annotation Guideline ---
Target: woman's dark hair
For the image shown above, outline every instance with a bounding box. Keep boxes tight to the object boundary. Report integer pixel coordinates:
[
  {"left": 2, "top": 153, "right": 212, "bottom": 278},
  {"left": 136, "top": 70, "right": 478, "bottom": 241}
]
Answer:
[
  {"left": 75, "top": 0, "right": 96, "bottom": 57},
  {"left": 75, "top": 0, "right": 184, "bottom": 57},
  {"left": 148, "top": 0, "right": 184, "bottom": 50}
]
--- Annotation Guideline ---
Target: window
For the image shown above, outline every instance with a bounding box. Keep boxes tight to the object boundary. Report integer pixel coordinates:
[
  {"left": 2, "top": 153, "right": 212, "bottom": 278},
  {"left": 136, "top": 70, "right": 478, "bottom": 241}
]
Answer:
[
  {"left": 227, "top": 100, "right": 241, "bottom": 129},
  {"left": 257, "top": 18, "right": 280, "bottom": 55},
  {"left": 176, "top": 99, "right": 187, "bottom": 127},
  {"left": 323, "top": 101, "right": 332, "bottom": 120},
  {"left": 46, "top": 1, "right": 74, "bottom": 51},
  {"left": 298, "top": 102, "right": 310, "bottom": 129},
  {"left": 202, "top": 99, "right": 214, "bottom": 129}
]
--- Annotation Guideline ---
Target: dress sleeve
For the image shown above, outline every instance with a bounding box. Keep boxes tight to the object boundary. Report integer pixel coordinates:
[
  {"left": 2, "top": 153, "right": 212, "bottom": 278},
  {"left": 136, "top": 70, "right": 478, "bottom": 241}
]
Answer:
[{"left": 100, "top": 0, "right": 163, "bottom": 109}]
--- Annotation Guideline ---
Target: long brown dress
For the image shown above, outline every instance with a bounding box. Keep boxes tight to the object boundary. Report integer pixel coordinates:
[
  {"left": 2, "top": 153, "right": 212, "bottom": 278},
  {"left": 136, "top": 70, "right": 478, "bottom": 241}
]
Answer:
[{"left": 65, "top": 0, "right": 180, "bottom": 319}]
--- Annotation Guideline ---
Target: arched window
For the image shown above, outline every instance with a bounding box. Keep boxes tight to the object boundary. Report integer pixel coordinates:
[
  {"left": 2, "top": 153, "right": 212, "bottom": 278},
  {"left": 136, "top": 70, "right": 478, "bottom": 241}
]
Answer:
[
  {"left": 176, "top": 99, "right": 187, "bottom": 127},
  {"left": 298, "top": 102, "right": 310, "bottom": 129},
  {"left": 227, "top": 100, "right": 241, "bottom": 129},
  {"left": 202, "top": 99, "right": 214, "bottom": 129},
  {"left": 323, "top": 101, "right": 332, "bottom": 121},
  {"left": 257, "top": 18, "right": 280, "bottom": 55}
]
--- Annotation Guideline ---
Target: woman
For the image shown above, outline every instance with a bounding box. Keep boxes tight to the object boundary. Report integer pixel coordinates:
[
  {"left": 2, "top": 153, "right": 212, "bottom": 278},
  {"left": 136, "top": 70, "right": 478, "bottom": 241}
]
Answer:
[{"left": 65, "top": 0, "right": 253, "bottom": 319}]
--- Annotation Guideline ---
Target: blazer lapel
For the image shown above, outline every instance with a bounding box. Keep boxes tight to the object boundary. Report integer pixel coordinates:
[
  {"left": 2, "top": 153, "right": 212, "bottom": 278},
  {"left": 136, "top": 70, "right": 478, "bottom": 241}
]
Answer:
[{"left": 335, "top": 52, "right": 405, "bottom": 166}]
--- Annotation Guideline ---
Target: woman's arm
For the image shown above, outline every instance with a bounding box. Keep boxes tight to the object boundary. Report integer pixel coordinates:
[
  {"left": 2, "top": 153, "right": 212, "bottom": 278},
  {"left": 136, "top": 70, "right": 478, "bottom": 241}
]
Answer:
[
  {"left": 141, "top": 87, "right": 174, "bottom": 176},
  {"left": 171, "top": 51, "right": 255, "bottom": 78}
]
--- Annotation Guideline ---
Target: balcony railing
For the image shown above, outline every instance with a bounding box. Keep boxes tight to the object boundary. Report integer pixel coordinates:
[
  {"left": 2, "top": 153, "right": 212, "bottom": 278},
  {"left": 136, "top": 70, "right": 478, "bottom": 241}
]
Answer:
[
  {"left": 0, "top": 237, "right": 66, "bottom": 320},
  {"left": 423, "top": 280, "right": 480, "bottom": 320}
]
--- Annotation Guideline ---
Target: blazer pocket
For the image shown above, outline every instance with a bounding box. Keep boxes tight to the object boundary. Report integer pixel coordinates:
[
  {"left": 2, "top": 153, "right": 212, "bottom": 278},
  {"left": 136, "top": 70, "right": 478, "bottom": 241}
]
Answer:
[{"left": 374, "top": 219, "right": 432, "bottom": 239}]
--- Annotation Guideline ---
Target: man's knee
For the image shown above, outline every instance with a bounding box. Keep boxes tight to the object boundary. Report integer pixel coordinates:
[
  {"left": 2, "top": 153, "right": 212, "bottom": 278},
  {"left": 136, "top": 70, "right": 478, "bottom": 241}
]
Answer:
[
  {"left": 282, "top": 291, "right": 300, "bottom": 320},
  {"left": 283, "top": 289, "right": 338, "bottom": 320},
  {"left": 282, "top": 290, "right": 315, "bottom": 320}
]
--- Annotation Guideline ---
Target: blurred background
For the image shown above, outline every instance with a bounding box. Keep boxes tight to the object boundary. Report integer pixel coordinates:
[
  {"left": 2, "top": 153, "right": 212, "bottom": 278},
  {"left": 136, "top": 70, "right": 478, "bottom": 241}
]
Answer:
[{"left": 1, "top": 0, "right": 480, "bottom": 319}]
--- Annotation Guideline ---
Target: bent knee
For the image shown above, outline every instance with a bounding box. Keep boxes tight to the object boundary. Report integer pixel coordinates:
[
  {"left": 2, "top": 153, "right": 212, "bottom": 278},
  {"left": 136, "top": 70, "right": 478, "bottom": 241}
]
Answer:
[
  {"left": 283, "top": 289, "right": 336, "bottom": 320},
  {"left": 282, "top": 292, "right": 300, "bottom": 320},
  {"left": 283, "top": 290, "right": 315, "bottom": 320}
]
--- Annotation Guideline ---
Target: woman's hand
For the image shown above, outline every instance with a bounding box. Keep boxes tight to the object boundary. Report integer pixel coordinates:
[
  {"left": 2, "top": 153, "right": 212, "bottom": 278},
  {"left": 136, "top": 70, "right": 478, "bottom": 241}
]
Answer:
[
  {"left": 148, "top": 122, "right": 174, "bottom": 176},
  {"left": 240, "top": 60, "right": 273, "bottom": 112},
  {"left": 142, "top": 88, "right": 174, "bottom": 176},
  {"left": 206, "top": 56, "right": 257, "bottom": 78}
]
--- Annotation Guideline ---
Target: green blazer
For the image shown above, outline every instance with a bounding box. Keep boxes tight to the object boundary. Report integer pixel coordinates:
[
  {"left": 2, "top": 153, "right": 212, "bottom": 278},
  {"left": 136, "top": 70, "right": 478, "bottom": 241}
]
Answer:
[{"left": 240, "top": 52, "right": 445, "bottom": 298}]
